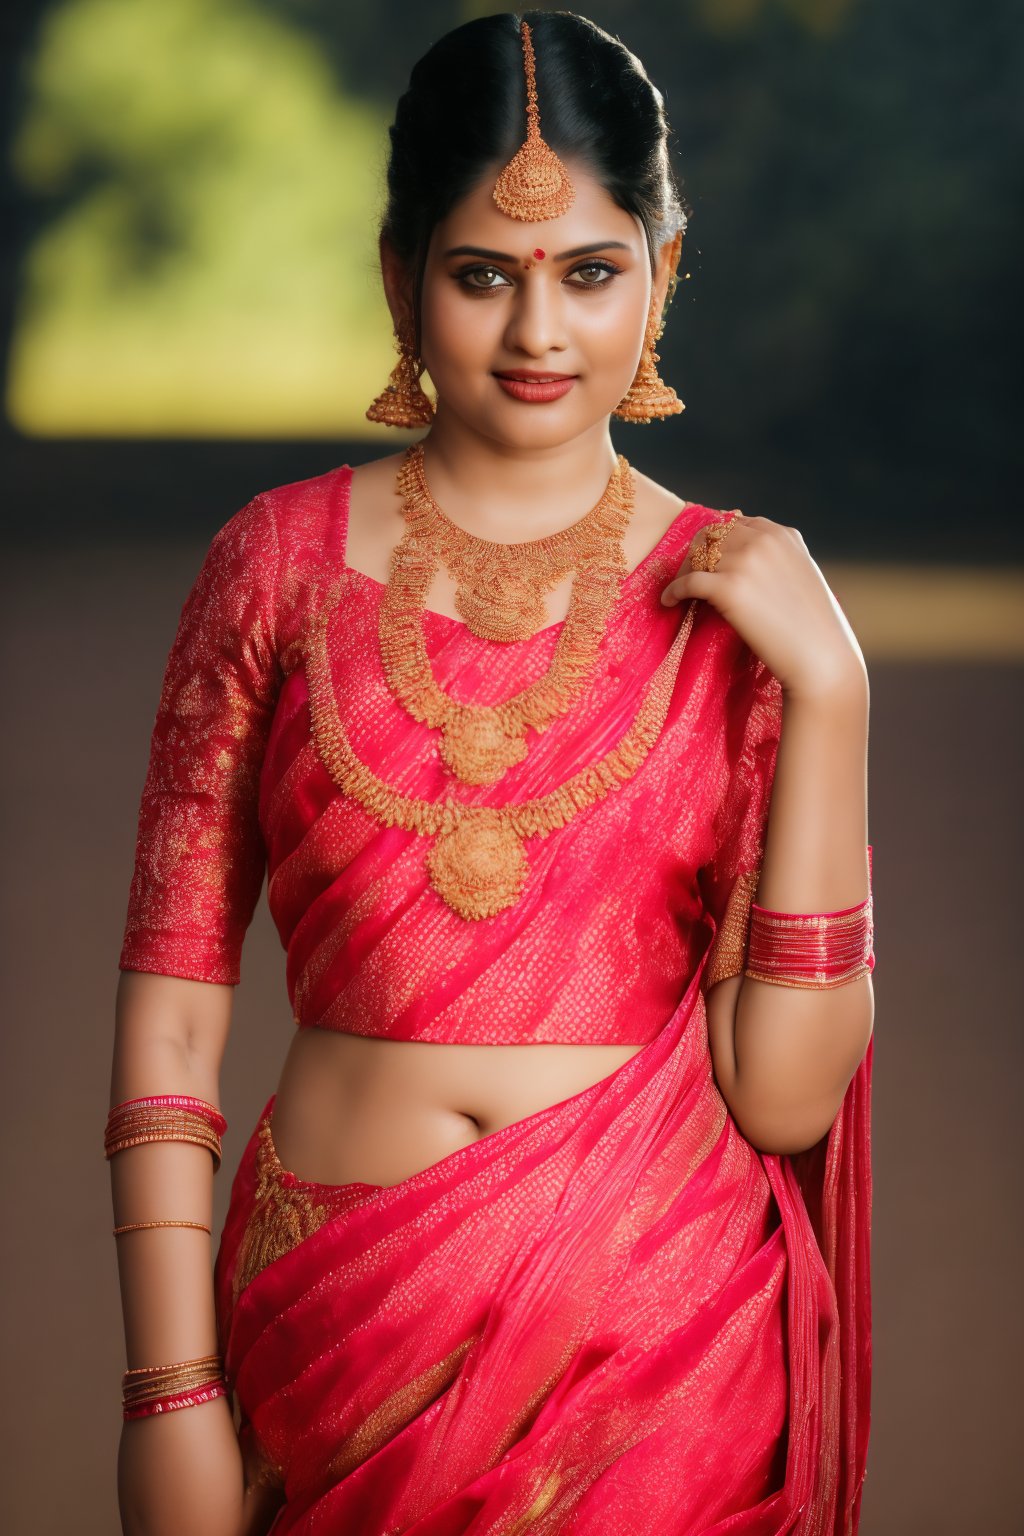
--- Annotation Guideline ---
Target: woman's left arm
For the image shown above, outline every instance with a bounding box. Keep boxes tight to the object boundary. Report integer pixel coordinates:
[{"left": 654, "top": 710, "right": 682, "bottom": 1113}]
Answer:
[{"left": 663, "top": 516, "right": 874, "bottom": 1155}]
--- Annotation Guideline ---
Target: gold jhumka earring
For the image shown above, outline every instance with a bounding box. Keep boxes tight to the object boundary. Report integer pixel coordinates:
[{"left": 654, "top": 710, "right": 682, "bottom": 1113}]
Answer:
[
  {"left": 612, "top": 228, "right": 685, "bottom": 423},
  {"left": 365, "top": 319, "right": 435, "bottom": 429}
]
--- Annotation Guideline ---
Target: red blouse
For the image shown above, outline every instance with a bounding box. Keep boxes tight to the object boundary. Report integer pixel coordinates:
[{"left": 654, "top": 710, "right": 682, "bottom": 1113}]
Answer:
[{"left": 118, "top": 463, "right": 782, "bottom": 1045}]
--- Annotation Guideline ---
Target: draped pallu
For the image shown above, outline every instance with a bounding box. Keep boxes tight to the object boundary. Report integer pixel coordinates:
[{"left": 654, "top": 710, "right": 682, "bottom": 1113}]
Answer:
[{"left": 118, "top": 464, "right": 872, "bottom": 1532}]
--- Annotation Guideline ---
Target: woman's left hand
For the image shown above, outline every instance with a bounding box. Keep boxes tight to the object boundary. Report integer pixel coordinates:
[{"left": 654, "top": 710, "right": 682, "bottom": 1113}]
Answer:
[{"left": 660, "top": 512, "right": 867, "bottom": 701}]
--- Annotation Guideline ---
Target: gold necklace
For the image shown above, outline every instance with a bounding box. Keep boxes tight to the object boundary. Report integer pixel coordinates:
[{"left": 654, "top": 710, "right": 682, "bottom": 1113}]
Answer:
[
  {"left": 396, "top": 443, "right": 634, "bottom": 643},
  {"left": 305, "top": 577, "right": 698, "bottom": 920},
  {"left": 380, "top": 450, "right": 638, "bottom": 786}
]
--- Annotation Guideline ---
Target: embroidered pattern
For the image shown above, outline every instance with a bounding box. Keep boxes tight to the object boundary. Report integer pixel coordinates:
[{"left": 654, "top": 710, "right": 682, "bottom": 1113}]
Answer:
[{"left": 232, "top": 1119, "right": 334, "bottom": 1303}]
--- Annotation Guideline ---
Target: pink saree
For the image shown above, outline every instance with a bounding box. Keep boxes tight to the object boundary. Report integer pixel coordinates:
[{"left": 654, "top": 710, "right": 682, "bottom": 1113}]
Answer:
[
  {"left": 214, "top": 986, "right": 871, "bottom": 1533},
  {"left": 118, "top": 464, "right": 871, "bottom": 1531}
]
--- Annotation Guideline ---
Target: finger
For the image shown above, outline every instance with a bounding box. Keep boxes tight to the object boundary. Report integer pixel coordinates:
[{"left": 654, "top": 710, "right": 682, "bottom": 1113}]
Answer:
[{"left": 660, "top": 570, "right": 719, "bottom": 606}]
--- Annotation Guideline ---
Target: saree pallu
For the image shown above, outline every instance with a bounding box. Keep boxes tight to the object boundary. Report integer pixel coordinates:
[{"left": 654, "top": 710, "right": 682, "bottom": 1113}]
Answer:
[{"left": 214, "top": 960, "right": 871, "bottom": 1535}]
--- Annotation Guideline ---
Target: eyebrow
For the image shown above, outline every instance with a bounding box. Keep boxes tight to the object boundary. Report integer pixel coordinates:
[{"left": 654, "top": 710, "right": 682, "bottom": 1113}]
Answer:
[{"left": 442, "top": 241, "right": 633, "bottom": 262}]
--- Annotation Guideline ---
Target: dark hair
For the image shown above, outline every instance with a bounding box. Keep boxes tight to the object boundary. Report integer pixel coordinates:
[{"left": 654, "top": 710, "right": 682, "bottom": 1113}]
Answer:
[{"left": 380, "top": 10, "right": 688, "bottom": 346}]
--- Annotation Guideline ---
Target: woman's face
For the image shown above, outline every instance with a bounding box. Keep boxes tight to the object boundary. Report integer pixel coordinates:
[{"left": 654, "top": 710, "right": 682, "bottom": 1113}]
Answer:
[{"left": 398, "top": 159, "right": 679, "bottom": 449}]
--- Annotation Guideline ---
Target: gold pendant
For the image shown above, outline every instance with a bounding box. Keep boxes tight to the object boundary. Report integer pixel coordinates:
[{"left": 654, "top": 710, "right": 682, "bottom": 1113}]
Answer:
[
  {"left": 439, "top": 711, "right": 529, "bottom": 786},
  {"left": 453, "top": 578, "right": 550, "bottom": 643},
  {"left": 425, "top": 817, "right": 530, "bottom": 920}
]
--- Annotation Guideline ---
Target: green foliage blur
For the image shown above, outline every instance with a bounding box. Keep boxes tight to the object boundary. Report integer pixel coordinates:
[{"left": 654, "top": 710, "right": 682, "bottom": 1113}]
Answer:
[
  {"left": 7, "top": 0, "right": 392, "bottom": 435},
  {"left": 5, "top": 0, "right": 1021, "bottom": 539}
]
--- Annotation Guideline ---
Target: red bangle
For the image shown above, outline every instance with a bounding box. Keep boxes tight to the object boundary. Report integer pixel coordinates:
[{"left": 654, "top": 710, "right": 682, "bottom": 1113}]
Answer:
[
  {"left": 122, "top": 1381, "right": 227, "bottom": 1421},
  {"left": 744, "top": 853, "right": 875, "bottom": 990}
]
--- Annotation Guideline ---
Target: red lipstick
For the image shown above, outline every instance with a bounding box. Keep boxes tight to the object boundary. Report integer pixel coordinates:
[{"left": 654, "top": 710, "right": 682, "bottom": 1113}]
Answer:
[{"left": 493, "top": 369, "right": 578, "bottom": 403}]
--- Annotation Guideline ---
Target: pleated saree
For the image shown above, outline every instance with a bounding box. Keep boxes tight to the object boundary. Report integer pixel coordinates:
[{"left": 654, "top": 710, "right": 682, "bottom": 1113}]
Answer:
[{"left": 119, "top": 463, "right": 872, "bottom": 1533}]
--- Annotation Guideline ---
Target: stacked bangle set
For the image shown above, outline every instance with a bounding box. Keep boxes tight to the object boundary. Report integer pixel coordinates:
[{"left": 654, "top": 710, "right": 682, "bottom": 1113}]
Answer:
[
  {"left": 122, "top": 1355, "right": 228, "bottom": 1421},
  {"left": 105, "top": 1093, "right": 227, "bottom": 1169},
  {"left": 744, "top": 847, "right": 875, "bottom": 990},
  {"left": 106, "top": 1093, "right": 229, "bottom": 1422}
]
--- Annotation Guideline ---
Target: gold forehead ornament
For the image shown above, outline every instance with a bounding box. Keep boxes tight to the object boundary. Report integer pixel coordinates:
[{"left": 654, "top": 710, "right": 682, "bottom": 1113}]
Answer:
[{"left": 492, "top": 20, "right": 575, "bottom": 222}]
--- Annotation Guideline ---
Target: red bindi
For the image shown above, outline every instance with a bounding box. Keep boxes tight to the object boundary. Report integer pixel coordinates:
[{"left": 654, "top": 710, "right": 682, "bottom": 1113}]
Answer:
[{"left": 533, "top": 248, "right": 546, "bottom": 259}]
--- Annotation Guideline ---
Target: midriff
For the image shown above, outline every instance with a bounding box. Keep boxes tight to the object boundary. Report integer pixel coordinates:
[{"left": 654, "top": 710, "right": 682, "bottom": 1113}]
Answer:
[{"left": 268, "top": 1029, "right": 645, "bottom": 1189}]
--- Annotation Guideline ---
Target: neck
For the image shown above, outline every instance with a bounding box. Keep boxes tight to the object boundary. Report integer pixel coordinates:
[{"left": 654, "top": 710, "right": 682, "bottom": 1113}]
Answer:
[{"left": 418, "top": 403, "right": 621, "bottom": 540}]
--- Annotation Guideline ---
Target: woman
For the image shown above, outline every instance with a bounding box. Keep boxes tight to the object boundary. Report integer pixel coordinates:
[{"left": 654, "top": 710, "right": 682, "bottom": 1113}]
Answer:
[{"left": 108, "top": 13, "right": 874, "bottom": 1535}]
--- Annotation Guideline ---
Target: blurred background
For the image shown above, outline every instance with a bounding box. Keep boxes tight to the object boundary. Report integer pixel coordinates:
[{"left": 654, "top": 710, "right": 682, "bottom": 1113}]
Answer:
[{"left": 1, "top": 1, "right": 1021, "bottom": 1532}]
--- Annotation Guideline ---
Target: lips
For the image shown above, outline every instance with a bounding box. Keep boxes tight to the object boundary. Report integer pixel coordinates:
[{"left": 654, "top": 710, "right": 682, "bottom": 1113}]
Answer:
[
  {"left": 493, "top": 371, "right": 577, "bottom": 382},
  {"left": 493, "top": 371, "right": 578, "bottom": 403}
]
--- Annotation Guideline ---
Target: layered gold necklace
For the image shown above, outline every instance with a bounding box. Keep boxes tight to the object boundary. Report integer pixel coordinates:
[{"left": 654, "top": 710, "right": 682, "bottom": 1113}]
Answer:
[
  {"left": 378, "top": 443, "right": 638, "bottom": 785},
  {"left": 305, "top": 577, "right": 698, "bottom": 921}
]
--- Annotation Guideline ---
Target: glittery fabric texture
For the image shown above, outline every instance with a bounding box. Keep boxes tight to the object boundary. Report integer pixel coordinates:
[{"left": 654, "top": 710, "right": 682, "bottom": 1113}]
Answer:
[
  {"left": 213, "top": 977, "right": 873, "bottom": 1532},
  {"left": 118, "top": 492, "right": 282, "bottom": 984},
  {"left": 119, "top": 461, "right": 872, "bottom": 1529},
  {"left": 117, "top": 459, "right": 784, "bottom": 1041}
]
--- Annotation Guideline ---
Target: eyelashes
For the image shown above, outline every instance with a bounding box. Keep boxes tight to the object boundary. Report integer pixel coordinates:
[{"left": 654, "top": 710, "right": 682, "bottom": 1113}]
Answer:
[{"left": 455, "top": 260, "right": 623, "bottom": 295}]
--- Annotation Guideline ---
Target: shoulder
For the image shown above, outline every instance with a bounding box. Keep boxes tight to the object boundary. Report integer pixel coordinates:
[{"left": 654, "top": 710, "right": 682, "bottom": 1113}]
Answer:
[
  {"left": 221, "top": 454, "right": 396, "bottom": 668},
  {"left": 222, "top": 458, "right": 353, "bottom": 612},
  {"left": 630, "top": 468, "right": 736, "bottom": 561},
  {"left": 247, "top": 449, "right": 411, "bottom": 563},
  {"left": 250, "top": 458, "right": 354, "bottom": 550}
]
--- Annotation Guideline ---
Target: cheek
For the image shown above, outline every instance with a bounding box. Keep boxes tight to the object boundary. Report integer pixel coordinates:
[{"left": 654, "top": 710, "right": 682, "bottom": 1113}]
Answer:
[
  {"left": 594, "top": 293, "right": 649, "bottom": 359},
  {"left": 422, "top": 288, "right": 494, "bottom": 368}
]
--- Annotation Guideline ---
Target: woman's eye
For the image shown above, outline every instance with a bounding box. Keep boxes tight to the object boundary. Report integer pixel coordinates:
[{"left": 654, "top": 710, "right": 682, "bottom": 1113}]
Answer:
[
  {"left": 457, "top": 260, "right": 621, "bottom": 293},
  {"left": 570, "top": 263, "right": 618, "bottom": 287},
  {"left": 462, "top": 267, "right": 509, "bottom": 290}
]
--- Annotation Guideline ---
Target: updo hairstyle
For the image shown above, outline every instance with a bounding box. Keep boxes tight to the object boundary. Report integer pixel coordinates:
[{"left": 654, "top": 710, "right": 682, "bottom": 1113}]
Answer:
[{"left": 379, "top": 10, "right": 689, "bottom": 347}]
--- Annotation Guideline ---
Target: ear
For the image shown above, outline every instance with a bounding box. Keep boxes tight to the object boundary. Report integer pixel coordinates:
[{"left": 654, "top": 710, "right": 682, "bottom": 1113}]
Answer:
[
  {"left": 379, "top": 232, "right": 417, "bottom": 337},
  {"left": 652, "top": 227, "right": 683, "bottom": 320}
]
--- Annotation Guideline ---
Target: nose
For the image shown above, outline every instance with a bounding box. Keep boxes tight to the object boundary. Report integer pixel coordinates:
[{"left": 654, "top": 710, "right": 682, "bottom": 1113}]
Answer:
[{"left": 502, "top": 276, "right": 569, "bottom": 360}]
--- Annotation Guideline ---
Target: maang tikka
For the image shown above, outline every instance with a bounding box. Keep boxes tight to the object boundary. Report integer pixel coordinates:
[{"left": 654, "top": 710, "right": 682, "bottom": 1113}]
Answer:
[
  {"left": 365, "top": 18, "right": 683, "bottom": 427},
  {"left": 491, "top": 20, "right": 575, "bottom": 222}
]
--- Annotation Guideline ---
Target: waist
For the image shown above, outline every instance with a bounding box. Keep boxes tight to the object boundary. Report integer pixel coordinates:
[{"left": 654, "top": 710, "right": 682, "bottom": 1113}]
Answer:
[
  {"left": 269, "top": 1027, "right": 646, "bottom": 1188},
  {"left": 281, "top": 1027, "right": 646, "bottom": 1126}
]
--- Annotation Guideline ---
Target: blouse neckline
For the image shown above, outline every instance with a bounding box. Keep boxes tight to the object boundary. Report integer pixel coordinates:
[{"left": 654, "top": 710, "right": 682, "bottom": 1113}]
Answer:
[{"left": 334, "top": 461, "right": 703, "bottom": 640}]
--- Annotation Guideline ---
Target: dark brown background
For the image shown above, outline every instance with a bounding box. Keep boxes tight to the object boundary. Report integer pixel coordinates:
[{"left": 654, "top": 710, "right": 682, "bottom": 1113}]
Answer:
[{"left": 2, "top": 0, "right": 1023, "bottom": 1529}]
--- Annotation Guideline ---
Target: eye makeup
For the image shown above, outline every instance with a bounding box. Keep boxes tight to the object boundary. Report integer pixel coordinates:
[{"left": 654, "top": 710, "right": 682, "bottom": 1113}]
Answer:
[{"left": 455, "top": 259, "right": 624, "bottom": 294}]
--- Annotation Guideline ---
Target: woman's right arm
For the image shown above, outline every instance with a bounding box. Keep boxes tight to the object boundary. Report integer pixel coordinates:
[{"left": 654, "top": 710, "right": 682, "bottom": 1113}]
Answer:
[
  {"left": 110, "top": 970, "right": 250, "bottom": 1536},
  {"left": 111, "top": 492, "right": 284, "bottom": 1532}
]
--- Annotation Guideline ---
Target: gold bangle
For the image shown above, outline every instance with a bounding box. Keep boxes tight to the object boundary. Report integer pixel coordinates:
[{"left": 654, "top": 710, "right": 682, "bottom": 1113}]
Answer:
[
  {"left": 124, "top": 1353, "right": 222, "bottom": 1378},
  {"left": 104, "top": 1128, "right": 222, "bottom": 1170},
  {"left": 742, "top": 962, "right": 873, "bottom": 990},
  {"left": 113, "top": 1220, "right": 212, "bottom": 1235}
]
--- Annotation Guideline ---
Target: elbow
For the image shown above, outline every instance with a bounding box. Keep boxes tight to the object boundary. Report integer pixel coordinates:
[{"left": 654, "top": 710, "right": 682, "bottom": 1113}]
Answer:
[
  {"left": 727, "top": 981, "right": 875, "bottom": 1155},
  {"left": 728, "top": 1092, "right": 842, "bottom": 1156}
]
